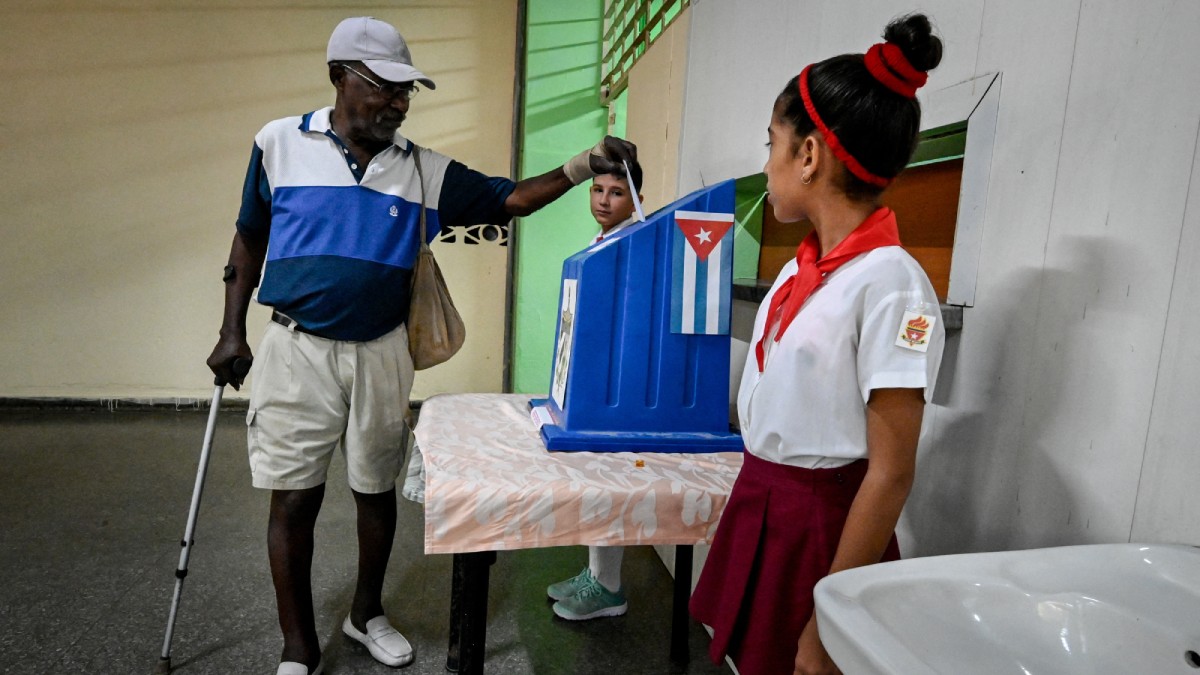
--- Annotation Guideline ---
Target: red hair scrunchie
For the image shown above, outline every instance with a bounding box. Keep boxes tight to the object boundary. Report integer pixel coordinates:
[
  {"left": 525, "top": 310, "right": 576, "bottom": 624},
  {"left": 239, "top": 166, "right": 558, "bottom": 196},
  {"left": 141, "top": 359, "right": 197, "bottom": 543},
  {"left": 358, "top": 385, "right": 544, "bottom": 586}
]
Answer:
[{"left": 864, "top": 42, "right": 928, "bottom": 98}]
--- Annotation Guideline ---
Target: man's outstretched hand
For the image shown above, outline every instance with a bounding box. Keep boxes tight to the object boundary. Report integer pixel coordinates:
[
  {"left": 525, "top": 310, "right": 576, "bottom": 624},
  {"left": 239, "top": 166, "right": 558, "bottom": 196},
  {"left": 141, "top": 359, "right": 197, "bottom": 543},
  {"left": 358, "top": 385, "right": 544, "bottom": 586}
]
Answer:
[
  {"left": 588, "top": 135, "right": 638, "bottom": 175},
  {"left": 562, "top": 135, "right": 639, "bottom": 184}
]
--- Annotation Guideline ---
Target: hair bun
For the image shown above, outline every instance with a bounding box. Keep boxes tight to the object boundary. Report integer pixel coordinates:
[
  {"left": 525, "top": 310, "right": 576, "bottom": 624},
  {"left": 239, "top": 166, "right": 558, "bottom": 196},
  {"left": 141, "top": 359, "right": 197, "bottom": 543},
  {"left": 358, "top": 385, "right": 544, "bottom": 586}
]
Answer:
[{"left": 883, "top": 13, "right": 943, "bottom": 73}]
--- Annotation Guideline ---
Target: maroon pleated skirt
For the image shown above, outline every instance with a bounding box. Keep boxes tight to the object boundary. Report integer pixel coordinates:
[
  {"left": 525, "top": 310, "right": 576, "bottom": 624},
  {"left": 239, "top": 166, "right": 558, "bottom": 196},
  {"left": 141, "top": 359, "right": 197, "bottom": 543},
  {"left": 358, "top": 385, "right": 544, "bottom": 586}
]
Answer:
[{"left": 690, "top": 450, "right": 899, "bottom": 675}]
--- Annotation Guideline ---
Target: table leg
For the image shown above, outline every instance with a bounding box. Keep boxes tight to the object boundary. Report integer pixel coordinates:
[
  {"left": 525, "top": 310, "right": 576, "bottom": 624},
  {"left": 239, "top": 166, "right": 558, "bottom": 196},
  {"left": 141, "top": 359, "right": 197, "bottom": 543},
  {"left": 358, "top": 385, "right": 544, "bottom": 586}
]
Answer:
[
  {"left": 446, "top": 553, "right": 464, "bottom": 672},
  {"left": 670, "top": 544, "right": 694, "bottom": 671},
  {"left": 446, "top": 551, "right": 496, "bottom": 674}
]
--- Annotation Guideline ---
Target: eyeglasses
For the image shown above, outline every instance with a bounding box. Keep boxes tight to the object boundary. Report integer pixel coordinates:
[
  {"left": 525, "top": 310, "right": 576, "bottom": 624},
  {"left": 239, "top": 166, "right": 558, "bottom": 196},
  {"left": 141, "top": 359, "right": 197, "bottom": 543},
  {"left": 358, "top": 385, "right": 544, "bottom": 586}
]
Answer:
[{"left": 340, "top": 64, "right": 418, "bottom": 102}]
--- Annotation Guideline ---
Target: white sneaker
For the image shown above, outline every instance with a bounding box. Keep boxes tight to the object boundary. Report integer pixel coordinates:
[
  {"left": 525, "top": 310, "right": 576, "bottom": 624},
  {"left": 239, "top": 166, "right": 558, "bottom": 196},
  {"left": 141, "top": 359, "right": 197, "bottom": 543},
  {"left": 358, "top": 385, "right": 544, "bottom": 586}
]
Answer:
[
  {"left": 343, "top": 615, "right": 414, "bottom": 667},
  {"left": 275, "top": 659, "right": 323, "bottom": 675}
]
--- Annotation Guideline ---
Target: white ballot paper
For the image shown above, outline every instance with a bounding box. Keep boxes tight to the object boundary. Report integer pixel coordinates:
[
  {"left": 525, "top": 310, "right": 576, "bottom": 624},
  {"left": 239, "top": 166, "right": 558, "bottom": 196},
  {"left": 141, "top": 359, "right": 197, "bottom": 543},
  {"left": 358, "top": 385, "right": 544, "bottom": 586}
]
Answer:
[{"left": 624, "top": 160, "right": 646, "bottom": 222}]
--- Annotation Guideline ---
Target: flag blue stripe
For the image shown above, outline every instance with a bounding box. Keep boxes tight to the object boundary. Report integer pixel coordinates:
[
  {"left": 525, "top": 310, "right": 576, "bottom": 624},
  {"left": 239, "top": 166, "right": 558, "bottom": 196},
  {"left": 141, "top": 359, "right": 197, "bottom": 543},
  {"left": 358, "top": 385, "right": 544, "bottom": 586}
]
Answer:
[
  {"left": 670, "top": 226, "right": 685, "bottom": 333},
  {"left": 693, "top": 250, "right": 708, "bottom": 334},
  {"left": 718, "top": 229, "right": 733, "bottom": 334}
]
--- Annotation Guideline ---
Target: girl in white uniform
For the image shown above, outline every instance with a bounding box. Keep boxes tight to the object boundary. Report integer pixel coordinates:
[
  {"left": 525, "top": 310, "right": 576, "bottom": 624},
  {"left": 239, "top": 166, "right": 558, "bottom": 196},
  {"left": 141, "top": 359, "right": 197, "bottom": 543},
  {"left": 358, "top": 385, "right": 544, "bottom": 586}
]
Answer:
[{"left": 690, "top": 14, "right": 945, "bottom": 675}]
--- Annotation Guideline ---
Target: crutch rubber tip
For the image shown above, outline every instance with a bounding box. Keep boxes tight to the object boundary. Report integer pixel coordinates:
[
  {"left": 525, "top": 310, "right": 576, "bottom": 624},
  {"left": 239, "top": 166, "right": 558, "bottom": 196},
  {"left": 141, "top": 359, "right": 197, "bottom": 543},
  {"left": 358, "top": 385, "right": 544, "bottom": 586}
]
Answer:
[{"left": 154, "top": 656, "right": 172, "bottom": 674}]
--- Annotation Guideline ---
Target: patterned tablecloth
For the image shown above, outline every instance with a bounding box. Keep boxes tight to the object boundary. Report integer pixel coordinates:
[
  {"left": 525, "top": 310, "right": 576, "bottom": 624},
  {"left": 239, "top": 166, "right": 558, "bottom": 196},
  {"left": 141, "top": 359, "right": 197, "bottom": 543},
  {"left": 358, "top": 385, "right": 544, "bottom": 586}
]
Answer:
[{"left": 416, "top": 393, "right": 744, "bottom": 555}]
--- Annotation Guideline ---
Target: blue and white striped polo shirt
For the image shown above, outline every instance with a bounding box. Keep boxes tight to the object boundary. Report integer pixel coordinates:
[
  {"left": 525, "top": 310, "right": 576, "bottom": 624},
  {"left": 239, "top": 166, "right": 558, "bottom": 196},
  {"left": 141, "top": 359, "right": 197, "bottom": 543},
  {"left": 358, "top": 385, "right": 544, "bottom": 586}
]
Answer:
[{"left": 236, "top": 106, "right": 515, "bottom": 342}]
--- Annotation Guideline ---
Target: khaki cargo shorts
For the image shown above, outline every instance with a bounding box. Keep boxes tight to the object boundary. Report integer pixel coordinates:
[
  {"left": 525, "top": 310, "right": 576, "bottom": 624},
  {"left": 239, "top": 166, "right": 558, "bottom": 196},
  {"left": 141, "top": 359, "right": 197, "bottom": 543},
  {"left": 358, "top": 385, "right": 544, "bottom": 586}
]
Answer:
[{"left": 245, "top": 321, "right": 413, "bottom": 494}]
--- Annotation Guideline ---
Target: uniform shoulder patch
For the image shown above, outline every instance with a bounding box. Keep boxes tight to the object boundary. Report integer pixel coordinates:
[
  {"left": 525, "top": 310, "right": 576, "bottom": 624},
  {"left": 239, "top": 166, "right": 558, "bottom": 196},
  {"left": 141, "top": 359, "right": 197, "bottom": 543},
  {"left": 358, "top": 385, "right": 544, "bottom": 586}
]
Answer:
[{"left": 895, "top": 310, "right": 936, "bottom": 352}]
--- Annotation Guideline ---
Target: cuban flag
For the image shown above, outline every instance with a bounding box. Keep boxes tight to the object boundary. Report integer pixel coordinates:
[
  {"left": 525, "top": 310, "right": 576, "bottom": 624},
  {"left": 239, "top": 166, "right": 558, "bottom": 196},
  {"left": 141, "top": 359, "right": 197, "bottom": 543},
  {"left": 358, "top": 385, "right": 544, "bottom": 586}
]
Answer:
[{"left": 670, "top": 210, "right": 735, "bottom": 334}]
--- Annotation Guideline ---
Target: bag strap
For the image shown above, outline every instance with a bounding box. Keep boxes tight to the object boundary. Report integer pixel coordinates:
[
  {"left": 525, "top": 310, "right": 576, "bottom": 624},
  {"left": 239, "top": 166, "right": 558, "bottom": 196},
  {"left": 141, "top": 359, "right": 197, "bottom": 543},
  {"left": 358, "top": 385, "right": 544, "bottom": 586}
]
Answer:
[{"left": 410, "top": 142, "right": 427, "bottom": 245}]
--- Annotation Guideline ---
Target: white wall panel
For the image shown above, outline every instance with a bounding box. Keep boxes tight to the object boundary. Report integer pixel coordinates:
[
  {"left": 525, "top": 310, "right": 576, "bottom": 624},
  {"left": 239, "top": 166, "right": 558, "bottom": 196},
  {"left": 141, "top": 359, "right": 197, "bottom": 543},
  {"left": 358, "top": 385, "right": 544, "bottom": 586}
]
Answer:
[
  {"left": 1010, "top": 0, "right": 1200, "bottom": 547},
  {"left": 678, "top": 0, "right": 983, "bottom": 197},
  {"left": 1131, "top": 122, "right": 1200, "bottom": 543},
  {"left": 677, "top": 0, "right": 818, "bottom": 195}
]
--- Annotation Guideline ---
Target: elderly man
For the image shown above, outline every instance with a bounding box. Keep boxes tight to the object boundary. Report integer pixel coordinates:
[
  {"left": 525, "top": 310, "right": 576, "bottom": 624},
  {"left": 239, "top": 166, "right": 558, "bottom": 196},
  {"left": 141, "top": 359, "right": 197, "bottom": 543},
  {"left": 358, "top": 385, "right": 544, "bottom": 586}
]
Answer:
[{"left": 206, "top": 16, "right": 636, "bottom": 675}]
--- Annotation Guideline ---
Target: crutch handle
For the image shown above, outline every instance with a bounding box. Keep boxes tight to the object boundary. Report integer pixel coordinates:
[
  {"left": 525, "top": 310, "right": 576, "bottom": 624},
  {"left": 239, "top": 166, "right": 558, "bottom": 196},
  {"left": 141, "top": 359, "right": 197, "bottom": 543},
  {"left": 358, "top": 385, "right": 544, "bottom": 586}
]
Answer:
[{"left": 213, "top": 356, "right": 253, "bottom": 388}]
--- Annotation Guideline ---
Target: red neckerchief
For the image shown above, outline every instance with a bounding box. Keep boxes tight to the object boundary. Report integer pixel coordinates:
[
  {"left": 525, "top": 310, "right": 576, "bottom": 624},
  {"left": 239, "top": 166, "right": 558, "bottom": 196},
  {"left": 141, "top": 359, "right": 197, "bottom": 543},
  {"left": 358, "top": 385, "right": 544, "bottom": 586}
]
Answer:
[{"left": 755, "top": 207, "right": 901, "bottom": 371}]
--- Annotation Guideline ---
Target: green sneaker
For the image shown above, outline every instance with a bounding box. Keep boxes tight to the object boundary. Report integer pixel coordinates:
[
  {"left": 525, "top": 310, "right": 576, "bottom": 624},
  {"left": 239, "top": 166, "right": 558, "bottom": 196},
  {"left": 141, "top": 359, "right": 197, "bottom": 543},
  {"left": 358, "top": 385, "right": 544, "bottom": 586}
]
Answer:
[
  {"left": 551, "top": 574, "right": 628, "bottom": 621},
  {"left": 547, "top": 567, "right": 593, "bottom": 602}
]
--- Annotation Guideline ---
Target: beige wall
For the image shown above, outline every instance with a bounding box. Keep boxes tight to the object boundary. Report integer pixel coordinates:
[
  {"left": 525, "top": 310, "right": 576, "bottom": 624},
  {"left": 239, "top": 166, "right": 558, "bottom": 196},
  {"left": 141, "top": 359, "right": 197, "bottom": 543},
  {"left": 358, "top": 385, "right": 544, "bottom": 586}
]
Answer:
[
  {"left": 623, "top": 10, "right": 690, "bottom": 211},
  {"left": 0, "top": 1, "right": 516, "bottom": 400}
]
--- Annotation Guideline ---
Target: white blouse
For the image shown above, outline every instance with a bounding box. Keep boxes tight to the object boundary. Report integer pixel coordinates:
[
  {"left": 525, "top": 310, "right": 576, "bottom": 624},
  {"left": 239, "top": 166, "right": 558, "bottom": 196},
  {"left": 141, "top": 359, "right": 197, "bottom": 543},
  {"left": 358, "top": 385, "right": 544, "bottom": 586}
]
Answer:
[{"left": 737, "top": 246, "right": 945, "bottom": 469}]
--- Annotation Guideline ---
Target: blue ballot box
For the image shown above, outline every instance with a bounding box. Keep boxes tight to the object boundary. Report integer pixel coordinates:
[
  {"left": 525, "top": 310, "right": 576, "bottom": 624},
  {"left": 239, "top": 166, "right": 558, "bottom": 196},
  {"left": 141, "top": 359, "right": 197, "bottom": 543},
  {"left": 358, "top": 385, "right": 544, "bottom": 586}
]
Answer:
[{"left": 530, "top": 180, "right": 744, "bottom": 453}]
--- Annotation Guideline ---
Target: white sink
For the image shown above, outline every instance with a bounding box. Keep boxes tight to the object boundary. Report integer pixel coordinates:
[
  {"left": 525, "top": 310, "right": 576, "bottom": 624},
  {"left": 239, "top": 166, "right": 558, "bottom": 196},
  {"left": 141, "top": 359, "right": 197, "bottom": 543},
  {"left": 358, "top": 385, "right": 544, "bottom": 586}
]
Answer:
[{"left": 814, "top": 544, "right": 1200, "bottom": 675}]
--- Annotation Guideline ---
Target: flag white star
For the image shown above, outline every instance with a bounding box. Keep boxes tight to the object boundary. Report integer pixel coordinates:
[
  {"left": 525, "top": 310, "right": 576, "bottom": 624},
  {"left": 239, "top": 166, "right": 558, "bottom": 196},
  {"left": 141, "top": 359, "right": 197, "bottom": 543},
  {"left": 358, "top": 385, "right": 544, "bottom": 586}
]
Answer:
[{"left": 694, "top": 228, "right": 712, "bottom": 244}]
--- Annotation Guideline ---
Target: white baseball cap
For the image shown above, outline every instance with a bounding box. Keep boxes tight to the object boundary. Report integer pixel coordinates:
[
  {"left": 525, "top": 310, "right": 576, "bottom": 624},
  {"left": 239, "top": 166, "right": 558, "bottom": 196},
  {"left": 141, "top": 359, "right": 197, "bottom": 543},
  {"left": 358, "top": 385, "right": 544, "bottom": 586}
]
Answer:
[{"left": 326, "top": 16, "right": 436, "bottom": 90}]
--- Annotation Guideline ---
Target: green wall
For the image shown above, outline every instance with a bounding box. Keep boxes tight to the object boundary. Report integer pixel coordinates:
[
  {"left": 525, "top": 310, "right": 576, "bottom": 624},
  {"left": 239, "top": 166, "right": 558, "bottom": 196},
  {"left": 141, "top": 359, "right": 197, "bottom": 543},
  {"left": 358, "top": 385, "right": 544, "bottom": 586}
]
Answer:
[{"left": 511, "top": 0, "right": 608, "bottom": 394}]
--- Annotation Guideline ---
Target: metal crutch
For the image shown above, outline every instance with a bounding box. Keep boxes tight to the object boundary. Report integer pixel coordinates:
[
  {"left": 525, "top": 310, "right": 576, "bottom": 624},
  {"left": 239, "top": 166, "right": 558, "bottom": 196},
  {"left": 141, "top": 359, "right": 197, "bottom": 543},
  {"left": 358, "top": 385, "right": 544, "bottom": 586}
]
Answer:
[{"left": 155, "top": 358, "right": 251, "bottom": 675}]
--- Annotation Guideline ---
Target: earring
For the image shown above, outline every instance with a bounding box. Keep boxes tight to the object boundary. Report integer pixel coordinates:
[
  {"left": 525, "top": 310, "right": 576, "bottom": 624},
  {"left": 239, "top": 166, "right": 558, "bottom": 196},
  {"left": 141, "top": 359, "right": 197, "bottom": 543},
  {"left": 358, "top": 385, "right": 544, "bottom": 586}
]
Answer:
[{"left": 801, "top": 173, "right": 813, "bottom": 185}]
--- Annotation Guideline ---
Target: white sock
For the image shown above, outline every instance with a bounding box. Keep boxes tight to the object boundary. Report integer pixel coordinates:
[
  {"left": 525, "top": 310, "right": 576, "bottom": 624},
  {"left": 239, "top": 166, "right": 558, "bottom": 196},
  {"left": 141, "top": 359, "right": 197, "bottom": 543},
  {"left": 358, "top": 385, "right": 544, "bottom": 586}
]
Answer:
[
  {"left": 400, "top": 433, "right": 425, "bottom": 504},
  {"left": 588, "top": 546, "right": 624, "bottom": 593}
]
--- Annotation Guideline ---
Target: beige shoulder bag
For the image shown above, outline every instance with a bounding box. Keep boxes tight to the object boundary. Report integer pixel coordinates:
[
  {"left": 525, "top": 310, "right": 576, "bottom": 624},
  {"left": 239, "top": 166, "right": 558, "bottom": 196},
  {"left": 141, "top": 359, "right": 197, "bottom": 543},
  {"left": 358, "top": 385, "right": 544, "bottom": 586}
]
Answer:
[{"left": 406, "top": 145, "right": 466, "bottom": 370}]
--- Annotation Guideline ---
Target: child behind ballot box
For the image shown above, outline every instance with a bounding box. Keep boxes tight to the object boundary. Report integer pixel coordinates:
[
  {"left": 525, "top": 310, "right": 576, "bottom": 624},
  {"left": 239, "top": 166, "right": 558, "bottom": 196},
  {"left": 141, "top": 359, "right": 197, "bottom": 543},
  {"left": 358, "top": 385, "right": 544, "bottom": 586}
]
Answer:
[{"left": 545, "top": 160, "right": 646, "bottom": 621}]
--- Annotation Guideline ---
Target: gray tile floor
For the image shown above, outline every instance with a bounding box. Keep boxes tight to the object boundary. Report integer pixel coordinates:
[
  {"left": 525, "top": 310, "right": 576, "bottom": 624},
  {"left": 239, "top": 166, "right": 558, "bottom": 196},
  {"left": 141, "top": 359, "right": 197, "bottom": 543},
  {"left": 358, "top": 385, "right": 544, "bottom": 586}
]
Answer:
[{"left": 0, "top": 409, "right": 730, "bottom": 675}]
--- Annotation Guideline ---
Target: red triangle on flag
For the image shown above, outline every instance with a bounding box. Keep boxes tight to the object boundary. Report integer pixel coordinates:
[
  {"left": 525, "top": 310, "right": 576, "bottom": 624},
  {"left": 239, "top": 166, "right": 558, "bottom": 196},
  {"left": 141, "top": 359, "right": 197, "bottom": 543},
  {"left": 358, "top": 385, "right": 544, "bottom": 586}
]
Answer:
[{"left": 675, "top": 211, "right": 735, "bottom": 262}]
